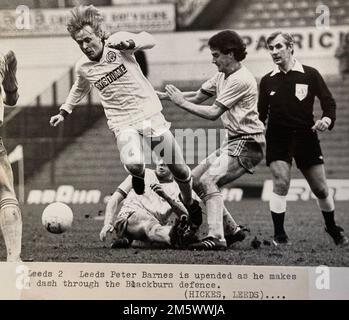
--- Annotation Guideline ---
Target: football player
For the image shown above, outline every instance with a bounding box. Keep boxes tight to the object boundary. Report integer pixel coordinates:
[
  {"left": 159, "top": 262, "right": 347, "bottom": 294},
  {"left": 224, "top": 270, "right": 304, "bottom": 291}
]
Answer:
[
  {"left": 100, "top": 161, "right": 195, "bottom": 248},
  {"left": 49, "top": 5, "right": 202, "bottom": 231},
  {"left": 0, "top": 50, "right": 22, "bottom": 262},
  {"left": 100, "top": 161, "right": 246, "bottom": 249},
  {"left": 159, "top": 30, "right": 264, "bottom": 250}
]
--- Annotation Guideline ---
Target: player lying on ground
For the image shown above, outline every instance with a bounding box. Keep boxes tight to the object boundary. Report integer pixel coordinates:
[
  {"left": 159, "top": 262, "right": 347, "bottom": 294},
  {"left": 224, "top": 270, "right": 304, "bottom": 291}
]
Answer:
[
  {"left": 258, "top": 31, "right": 348, "bottom": 246},
  {"left": 100, "top": 161, "right": 247, "bottom": 248},
  {"left": 0, "top": 50, "right": 22, "bottom": 262},
  {"left": 158, "top": 30, "right": 263, "bottom": 250},
  {"left": 49, "top": 5, "right": 202, "bottom": 230}
]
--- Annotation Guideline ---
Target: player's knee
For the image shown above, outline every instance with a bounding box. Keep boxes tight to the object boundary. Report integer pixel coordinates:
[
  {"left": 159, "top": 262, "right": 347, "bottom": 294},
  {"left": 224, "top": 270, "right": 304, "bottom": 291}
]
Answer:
[
  {"left": 170, "top": 164, "right": 191, "bottom": 182},
  {"left": 199, "top": 172, "right": 215, "bottom": 186},
  {"left": 0, "top": 203, "right": 22, "bottom": 223},
  {"left": 198, "top": 173, "right": 219, "bottom": 196},
  {"left": 192, "top": 175, "right": 201, "bottom": 192},
  {"left": 312, "top": 186, "right": 328, "bottom": 199},
  {"left": 144, "top": 222, "right": 160, "bottom": 238},
  {"left": 125, "top": 164, "right": 145, "bottom": 177},
  {"left": 272, "top": 175, "right": 290, "bottom": 195}
]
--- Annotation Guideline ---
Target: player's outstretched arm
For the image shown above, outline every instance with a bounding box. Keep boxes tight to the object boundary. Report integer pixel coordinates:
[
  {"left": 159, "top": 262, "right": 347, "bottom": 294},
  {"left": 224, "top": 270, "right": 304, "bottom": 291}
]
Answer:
[
  {"left": 150, "top": 183, "right": 188, "bottom": 218},
  {"left": 2, "top": 50, "right": 19, "bottom": 106},
  {"left": 165, "top": 84, "right": 226, "bottom": 120},
  {"left": 50, "top": 67, "right": 91, "bottom": 128},
  {"left": 156, "top": 90, "right": 169, "bottom": 100},
  {"left": 100, "top": 176, "right": 132, "bottom": 242},
  {"left": 106, "top": 31, "right": 155, "bottom": 51},
  {"left": 100, "top": 190, "right": 126, "bottom": 241}
]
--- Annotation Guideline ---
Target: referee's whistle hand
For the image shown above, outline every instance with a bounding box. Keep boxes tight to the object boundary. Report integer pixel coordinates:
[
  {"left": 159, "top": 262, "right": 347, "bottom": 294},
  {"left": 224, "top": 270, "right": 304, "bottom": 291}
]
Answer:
[{"left": 311, "top": 118, "right": 330, "bottom": 132}]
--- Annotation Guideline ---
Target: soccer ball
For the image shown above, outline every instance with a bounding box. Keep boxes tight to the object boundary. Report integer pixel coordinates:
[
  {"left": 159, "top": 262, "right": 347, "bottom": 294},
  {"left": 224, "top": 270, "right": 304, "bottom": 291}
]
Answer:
[{"left": 42, "top": 202, "right": 73, "bottom": 234}]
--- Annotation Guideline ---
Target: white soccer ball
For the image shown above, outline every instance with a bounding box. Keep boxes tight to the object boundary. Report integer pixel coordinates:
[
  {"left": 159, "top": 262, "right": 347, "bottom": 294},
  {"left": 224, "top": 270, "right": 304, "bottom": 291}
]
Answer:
[{"left": 42, "top": 202, "right": 73, "bottom": 234}]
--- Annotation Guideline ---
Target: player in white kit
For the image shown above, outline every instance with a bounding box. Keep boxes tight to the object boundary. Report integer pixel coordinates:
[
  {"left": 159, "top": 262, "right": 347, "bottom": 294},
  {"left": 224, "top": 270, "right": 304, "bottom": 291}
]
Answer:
[
  {"left": 160, "top": 30, "right": 265, "bottom": 250},
  {"left": 0, "top": 50, "right": 22, "bottom": 262},
  {"left": 100, "top": 160, "right": 249, "bottom": 249},
  {"left": 99, "top": 161, "right": 194, "bottom": 248},
  {"left": 49, "top": 5, "right": 202, "bottom": 231}
]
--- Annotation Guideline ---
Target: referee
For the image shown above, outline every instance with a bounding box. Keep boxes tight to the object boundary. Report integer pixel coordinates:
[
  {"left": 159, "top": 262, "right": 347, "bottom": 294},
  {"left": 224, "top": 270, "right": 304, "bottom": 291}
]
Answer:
[{"left": 258, "top": 31, "right": 348, "bottom": 247}]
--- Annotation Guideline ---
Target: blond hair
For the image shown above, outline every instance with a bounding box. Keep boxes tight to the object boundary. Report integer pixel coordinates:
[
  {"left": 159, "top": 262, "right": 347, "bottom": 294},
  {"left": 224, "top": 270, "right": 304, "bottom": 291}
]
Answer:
[{"left": 67, "top": 5, "right": 106, "bottom": 39}]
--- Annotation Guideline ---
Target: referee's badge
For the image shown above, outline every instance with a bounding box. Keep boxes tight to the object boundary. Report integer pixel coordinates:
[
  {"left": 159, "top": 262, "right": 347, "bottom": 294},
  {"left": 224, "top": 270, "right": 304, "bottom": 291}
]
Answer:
[{"left": 295, "top": 84, "right": 308, "bottom": 101}]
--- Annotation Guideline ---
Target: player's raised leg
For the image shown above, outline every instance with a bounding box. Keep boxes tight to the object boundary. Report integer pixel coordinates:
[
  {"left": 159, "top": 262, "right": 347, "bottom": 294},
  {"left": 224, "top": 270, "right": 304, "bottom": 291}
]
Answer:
[
  {"left": 0, "top": 146, "right": 22, "bottom": 262},
  {"left": 190, "top": 153, "right": 246, "bottom": 250},
  {"left": 153, "top": 130, "right": 202, "bottom": 229},
  {"left": 116, "top": 129, "right": 146, "bottom": 195},
  {"left": 192, "top": 150, "right": 248, "bottom": 247}
]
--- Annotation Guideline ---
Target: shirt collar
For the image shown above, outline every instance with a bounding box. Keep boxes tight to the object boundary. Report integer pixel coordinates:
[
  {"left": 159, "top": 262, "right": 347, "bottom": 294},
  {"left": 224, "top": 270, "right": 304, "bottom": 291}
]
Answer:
[{"left": 270, "top": 59, "right": 304, "bottom": 76}]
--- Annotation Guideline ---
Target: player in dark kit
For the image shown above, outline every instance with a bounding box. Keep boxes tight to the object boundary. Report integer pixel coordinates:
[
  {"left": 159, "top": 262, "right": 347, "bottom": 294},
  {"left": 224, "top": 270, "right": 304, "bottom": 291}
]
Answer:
[{"left": 258, "top": 31, "right": 348, "bottom": 247}]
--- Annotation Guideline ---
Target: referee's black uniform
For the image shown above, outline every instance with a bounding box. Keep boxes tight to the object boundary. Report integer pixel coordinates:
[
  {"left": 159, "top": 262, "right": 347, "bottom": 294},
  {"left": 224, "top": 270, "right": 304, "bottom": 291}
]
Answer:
[{"left": 258, "top": 61, "right": 336, "bottom": 169}]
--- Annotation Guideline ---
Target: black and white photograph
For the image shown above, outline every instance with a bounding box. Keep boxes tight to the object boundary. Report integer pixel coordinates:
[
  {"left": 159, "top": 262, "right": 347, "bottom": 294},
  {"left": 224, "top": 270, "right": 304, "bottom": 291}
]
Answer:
[{"left": 0, "top": 0, "right": 348, "bottom": 301}]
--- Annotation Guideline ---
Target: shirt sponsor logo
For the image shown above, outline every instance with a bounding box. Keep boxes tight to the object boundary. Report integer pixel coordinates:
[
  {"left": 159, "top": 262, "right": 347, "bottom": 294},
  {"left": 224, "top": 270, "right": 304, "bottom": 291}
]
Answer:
[
  {"left": 94, "top": 64, "right": 127, "bottom": 91},
  {"left": 295, "top": 84, "right": 308, "bottom": 101},
  {"left": 270, "top": 91, "right": 275, "bottom": 96}
]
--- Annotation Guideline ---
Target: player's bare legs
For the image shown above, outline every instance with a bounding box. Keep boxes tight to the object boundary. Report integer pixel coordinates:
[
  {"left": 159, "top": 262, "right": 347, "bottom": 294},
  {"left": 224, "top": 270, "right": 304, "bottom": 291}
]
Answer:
[
  {"left": 301, "top": 164, "right": 348, "bottom": 246},
  {"left": 116, "top": 129, "right": 146, "bottom": 194},
  {"left": 192, "top": 153, "right": 246, "bottom": 249},
  {"left": 0, "top": 51, "right": 22, "bottom": 262},
  {"left": 112, "top": 210, "right": 172, "bottom": 248},
  {"left": 192, "top": 150, "right": 246, "bottom": 245},
  {"left": 0, "top": 148, "right": 22, "bottom": 262},
  {"left": 152, "top": 130, "right": 202, "bottom": 228},
  {"left": 269, "top": 160, "right": 291, "bottom": 245}
]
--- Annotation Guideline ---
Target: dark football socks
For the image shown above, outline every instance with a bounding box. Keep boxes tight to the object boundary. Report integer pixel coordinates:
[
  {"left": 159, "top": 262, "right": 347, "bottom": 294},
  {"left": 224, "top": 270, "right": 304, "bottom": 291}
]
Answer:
[{"left": 271, "top": 211, "right": 286, "bottom": 235}]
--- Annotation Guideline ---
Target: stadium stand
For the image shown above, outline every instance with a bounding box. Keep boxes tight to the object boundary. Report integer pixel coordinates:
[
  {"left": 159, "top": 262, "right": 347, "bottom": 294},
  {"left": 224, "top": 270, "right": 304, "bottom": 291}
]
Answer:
[{"left": 214, "top": 0, "right": 349, "bottom": 29}]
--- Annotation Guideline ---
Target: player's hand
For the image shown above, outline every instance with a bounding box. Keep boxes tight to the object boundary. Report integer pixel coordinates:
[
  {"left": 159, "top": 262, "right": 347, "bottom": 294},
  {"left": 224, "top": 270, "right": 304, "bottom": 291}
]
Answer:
[
  {"left": 100, "top": 223, "right": 114, "bottom": 242},
  {"left": 156, "top": 91, "right": 169, "bottom": 100},
  {"left": 2, "top": 50, "right": 18, "bottom": 93},
  {"left": 165, "top": 84, "right": 186, "bottom": 106},
  {"left": 106, "top": 40, "right": 133, "bottom": 51},
  {"left": 49, "top": 114, "right": 64, "bottom": 127},
  {"left": 150, "top": 183, "right": 168, "bottom": 199},
  {"left": 311, "top": 117, "right": 331, "bottom": 132},
  {"left": 5, "top": 50, "right": 17, "bottom": 70}
]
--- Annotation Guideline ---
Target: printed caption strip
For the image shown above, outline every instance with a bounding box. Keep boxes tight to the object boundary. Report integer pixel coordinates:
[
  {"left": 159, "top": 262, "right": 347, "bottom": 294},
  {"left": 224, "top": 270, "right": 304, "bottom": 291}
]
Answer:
[{"left": 1, "top": 262, "right": 348, "bottom": 300}]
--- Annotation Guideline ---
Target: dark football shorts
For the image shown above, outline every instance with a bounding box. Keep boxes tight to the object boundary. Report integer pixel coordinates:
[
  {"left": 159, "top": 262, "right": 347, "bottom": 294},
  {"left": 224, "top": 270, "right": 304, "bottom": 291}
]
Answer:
[{"left": 266, "top": 127, "right": 324, "bottom": 169}]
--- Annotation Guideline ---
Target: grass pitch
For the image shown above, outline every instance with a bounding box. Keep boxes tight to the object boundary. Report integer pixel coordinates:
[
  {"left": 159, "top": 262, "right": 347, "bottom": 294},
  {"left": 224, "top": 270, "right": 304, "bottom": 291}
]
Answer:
[{"left": 1, "top": 199, "right": 348, "bottom": 266}]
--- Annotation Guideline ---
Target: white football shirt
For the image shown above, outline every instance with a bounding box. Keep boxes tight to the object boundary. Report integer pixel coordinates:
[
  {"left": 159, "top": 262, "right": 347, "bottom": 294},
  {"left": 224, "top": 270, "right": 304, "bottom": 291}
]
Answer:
[
  {"left": 118, "top": 169, "right": 181, "bottom": 222},
  {"left": 201, "top": 65, "right": 265, "bottom": 136},
  {"left": 0, "top": 53, "right": 6, "bottom": 126},
  {"left": 60, "top": 32, "right": 163, "bottom": 131}
]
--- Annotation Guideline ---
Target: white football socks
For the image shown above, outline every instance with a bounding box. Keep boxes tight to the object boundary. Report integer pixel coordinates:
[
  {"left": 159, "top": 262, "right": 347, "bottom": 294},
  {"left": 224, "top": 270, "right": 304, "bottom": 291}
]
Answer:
[
  {"left": 270, "top": 192, "right": 287, "bottom": 213},
  {"left": 316, "top": 194, "right": 335, "bottom": 212},
  {"left": 0, "top": 199, "right": 22, "bottom": 262}
]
